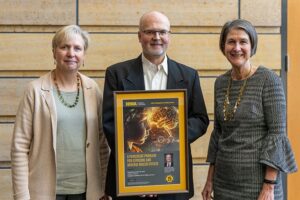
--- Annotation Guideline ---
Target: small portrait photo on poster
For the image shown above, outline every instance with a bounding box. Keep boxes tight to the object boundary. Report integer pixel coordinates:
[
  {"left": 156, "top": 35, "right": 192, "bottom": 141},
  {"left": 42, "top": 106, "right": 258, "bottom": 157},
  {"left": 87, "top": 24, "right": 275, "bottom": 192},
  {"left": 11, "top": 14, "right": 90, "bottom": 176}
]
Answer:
[{"left": 164, "top": 153, "right": 175, "bottom": 173}]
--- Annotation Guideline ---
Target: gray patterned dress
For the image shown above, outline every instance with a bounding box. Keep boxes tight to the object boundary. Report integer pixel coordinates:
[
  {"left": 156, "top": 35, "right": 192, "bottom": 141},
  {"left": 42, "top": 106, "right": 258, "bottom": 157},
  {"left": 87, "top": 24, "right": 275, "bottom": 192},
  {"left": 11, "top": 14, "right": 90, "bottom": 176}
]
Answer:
[{"left": 207, "top": 66, "right": 297, "bottom": 200}]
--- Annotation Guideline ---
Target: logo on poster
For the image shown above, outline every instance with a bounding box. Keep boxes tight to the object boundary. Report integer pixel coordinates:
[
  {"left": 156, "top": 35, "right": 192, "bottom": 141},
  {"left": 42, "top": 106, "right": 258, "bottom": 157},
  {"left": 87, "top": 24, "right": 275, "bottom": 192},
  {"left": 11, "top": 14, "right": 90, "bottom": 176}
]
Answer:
[{"left": 166, "top": 175, "right": 174, "bottom": 183}]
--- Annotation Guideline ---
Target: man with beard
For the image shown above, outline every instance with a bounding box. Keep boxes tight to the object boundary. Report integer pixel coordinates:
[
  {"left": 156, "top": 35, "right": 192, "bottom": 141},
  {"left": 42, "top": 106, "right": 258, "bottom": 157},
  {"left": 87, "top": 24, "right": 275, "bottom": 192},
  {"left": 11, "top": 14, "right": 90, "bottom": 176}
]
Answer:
[{"left": 102, "top": 11, "right": 209, "bottom": 200}]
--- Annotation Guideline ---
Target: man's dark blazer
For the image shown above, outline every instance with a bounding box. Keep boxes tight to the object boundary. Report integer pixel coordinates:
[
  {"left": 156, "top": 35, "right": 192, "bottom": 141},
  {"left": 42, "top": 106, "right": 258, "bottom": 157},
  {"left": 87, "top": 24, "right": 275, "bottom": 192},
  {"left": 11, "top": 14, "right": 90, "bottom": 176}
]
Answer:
[
  {"left": 164, "top": 162, "right": 173, "bottom": 168},
  {"left": 102, "top": 55, "right": 209, "bottom": 200}
]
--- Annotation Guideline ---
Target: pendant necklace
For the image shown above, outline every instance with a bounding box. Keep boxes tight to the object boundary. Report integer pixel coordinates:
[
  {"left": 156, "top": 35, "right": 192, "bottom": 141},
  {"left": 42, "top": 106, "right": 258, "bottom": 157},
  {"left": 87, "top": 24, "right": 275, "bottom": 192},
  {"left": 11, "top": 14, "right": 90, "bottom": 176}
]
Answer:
[{"left": 223, "top": 65, "right": 252, "bottom": 121}]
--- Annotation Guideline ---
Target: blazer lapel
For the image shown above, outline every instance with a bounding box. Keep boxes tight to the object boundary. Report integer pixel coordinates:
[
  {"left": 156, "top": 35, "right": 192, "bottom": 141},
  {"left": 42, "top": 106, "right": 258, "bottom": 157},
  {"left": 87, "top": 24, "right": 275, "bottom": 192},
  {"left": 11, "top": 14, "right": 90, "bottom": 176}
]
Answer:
[
  {"left": 40, "top": 72, "right": 57, "bottom": 152},
  {"left": 167, "top": 58, "right": 187, "bottom": 89},
  {"left": 123, "top": 56, "right": 145, "bottom": 90},
  {"left": 80, "top": 74, "right": 93, "bottom": 143},
  {"left": 122, "top": 56, "right": 188, "bottom": 90}
]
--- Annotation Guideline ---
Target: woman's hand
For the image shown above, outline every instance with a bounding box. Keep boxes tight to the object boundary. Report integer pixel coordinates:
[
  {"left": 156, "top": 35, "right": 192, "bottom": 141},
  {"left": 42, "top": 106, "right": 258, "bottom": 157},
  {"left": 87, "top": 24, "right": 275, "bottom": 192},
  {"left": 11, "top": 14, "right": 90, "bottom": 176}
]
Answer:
[
  {"left": 258, "top": 166, "right": 277, "bottom": 200},
  {"left": 202, "top": 164, "right": 215, "bottom": 200},
  {"left": 257, "top": 183, "right": 274, "bottom": 200},
  {"left": 202, "top": 180, "right": 213, "bottom": 200}
]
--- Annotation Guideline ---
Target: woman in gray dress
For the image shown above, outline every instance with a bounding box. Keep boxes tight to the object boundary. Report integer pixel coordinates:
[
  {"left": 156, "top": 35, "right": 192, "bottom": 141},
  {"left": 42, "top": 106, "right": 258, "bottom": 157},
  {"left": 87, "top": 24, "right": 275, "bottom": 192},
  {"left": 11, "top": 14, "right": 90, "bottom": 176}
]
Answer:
[{"left": 201, "top": 19, "right": 297, "bottom": 200}]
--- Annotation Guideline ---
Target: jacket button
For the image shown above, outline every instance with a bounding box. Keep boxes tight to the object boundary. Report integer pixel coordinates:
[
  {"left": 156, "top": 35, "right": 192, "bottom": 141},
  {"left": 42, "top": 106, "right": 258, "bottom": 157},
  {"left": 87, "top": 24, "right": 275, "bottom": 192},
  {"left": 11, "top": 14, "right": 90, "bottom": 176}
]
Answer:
[{"left": 86, "top": 143, "right": 90, "bottom": 148}]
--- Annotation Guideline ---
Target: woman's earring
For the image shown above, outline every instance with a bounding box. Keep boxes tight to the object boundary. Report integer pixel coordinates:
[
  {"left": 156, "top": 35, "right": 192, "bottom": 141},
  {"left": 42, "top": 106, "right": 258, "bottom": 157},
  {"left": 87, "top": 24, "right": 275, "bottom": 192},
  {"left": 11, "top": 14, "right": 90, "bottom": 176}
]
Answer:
[{"left": 82, "top": 61, "right": 85, "bottom": 67}]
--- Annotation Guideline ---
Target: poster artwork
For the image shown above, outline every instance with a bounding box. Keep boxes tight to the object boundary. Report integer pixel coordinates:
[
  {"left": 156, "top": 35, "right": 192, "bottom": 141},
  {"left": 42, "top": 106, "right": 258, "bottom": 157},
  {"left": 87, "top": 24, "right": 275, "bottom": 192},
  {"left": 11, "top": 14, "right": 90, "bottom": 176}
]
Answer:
[{"left": 123, "top": 98, "right": 180, "bottom": 186}]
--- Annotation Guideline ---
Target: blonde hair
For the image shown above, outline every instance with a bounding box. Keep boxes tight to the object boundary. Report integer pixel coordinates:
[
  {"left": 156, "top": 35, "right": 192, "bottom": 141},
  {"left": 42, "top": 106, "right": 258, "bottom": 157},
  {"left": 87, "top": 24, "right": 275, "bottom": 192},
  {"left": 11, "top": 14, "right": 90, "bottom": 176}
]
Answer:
[{"left": 52, "top": 25, "right": 90, "bottom": 51}]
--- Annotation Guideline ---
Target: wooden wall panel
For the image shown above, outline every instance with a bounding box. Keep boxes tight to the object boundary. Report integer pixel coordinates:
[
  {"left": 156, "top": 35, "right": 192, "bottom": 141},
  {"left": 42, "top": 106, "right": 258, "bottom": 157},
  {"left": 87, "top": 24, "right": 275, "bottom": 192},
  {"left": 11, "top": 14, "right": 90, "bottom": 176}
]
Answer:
[
  {"left": 191, "top": 165, "right": 209, "bottom": 200},
  {"left": 241, "top": 0, "right": 281, "bottom": 26},
  {"left": 79, "top": 0, "right": 238, "bottom": 26},
  {"left": 105, "top": 31, "right": 264, "bottom": 70},
  {"left": 0, "top": 34, "right": 53, "bottom": 71},
  {"left": 252, "top": 35, "right": 281, "bottom": 69},
  {"left": 0, "top": 124, "right": 13, "bottom": 161},
  {"left": 0, "top": 34, "right": 281, "bottom": 72},
  {"left": 0, "top": 170, "right": 13, "bottom": 200},
  {"left": 85, "top": 34, "right": 140, "bottom": 70},
  {"left": 0, "top": 0, "right": 75, "bottom": 25},
  {"left": 200, "top": 78, "right": 215, "bottom": 115},
  {"left": 170, "top": 34, "right": 281, "bottom": 71},
  {"left": 89, "top": 33, "right": 280, "bottom": 71},
  {"left": 191, "top": 124, "right": 213, "bottom": 163},
  {"left": 0, "top": 77, "right": 212, "bottom": 117},
  {"left": 0, "top": 78, "right": 33, "bottom": 117}
]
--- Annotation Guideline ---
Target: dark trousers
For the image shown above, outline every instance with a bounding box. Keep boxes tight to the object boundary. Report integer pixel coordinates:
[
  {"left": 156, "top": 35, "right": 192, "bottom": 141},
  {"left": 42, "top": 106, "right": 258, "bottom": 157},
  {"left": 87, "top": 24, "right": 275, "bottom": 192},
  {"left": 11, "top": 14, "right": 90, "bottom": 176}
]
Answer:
[{"left": 56, "top": 193, "right": 86, "bottom": 200}]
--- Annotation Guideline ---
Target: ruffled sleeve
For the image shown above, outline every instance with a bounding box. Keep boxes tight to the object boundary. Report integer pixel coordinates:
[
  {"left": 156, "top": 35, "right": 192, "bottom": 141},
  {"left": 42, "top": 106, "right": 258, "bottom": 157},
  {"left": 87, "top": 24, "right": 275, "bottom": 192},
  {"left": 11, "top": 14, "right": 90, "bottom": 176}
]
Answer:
[
  {"left": 260, "top": 134, "right": 297, "bottom": 173},
  {"left": 259, "top": 69, "right": 297, "bottom": 173}
]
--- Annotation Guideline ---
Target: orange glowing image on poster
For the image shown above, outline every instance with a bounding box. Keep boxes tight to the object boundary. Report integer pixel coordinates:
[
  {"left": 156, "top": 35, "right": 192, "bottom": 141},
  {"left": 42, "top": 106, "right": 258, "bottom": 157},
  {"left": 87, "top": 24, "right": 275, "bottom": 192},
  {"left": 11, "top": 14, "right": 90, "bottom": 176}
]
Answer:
[{"left": 124, "top": 106, "right": 179, "bottom": 153}]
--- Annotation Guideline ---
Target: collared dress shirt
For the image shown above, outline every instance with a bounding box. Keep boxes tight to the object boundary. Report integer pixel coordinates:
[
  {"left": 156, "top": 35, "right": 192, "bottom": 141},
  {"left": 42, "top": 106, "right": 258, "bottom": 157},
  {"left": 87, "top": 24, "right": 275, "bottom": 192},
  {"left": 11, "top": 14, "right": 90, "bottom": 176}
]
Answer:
[{"left": 142, "top": 54, "right": 168, "bottom": 90}]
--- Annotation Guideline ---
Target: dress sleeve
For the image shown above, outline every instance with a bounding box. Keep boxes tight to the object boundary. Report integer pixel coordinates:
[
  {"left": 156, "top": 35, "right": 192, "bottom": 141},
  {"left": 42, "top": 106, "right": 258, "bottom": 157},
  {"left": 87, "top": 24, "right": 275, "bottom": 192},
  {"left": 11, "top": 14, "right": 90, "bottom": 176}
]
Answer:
[
  {"left": 259, "top": 71, "right": 297, "bottom": 173},
  {"left": 206, "top": 127, "right": 221, "bottom": 164}
]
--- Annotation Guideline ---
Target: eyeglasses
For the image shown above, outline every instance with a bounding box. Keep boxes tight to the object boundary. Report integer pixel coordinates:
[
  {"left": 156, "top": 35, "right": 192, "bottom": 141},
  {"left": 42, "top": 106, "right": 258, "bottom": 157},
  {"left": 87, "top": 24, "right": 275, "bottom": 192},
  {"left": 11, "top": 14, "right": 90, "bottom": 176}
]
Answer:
[{"left": 141, "top": 30, "right": 170, "bottom": 37}]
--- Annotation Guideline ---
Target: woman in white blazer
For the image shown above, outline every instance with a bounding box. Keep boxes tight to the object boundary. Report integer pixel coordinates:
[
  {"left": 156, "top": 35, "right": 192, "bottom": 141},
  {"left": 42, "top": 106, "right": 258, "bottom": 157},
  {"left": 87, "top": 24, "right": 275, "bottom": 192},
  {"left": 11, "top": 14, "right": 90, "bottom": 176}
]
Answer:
[{"left": 11, "top": 25, "right": 110, "bottom": 200}]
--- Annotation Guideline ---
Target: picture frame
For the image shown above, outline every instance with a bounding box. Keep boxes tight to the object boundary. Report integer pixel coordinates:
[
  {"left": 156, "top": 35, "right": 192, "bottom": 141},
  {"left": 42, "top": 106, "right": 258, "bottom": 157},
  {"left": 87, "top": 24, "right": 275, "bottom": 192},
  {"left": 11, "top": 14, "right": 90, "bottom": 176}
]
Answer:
[{"left": 114, "top": 89, "right": 188, "bottom": 196}]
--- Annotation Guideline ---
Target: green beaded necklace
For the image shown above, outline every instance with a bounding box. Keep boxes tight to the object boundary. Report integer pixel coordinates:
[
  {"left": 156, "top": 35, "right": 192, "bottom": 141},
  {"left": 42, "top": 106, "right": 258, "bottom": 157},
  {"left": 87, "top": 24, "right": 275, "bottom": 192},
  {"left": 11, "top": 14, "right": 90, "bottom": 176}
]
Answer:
[{"left": 53, "top": 73, "right": 80, "bottom": 108}]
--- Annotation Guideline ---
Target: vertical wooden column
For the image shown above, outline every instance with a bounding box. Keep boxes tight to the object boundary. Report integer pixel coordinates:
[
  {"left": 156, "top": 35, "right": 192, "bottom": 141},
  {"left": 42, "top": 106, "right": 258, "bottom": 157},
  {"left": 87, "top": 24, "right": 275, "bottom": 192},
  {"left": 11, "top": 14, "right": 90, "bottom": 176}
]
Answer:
[{"left": 287, "top": 0, "right": 300, "bottom": 199}]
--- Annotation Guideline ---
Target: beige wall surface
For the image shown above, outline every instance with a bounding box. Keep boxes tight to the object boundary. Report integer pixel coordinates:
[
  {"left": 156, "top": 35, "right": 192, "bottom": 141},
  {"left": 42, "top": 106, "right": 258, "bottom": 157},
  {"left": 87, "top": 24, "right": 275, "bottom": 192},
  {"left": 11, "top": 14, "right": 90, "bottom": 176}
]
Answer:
[{"left": 0, "top": 0, "right": 282, "bottom": 199}]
